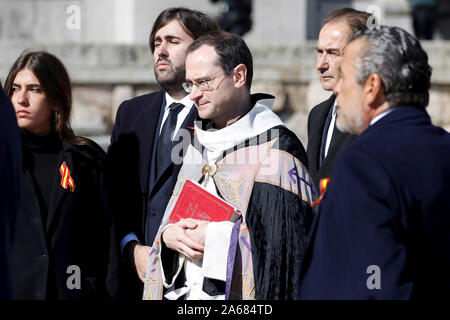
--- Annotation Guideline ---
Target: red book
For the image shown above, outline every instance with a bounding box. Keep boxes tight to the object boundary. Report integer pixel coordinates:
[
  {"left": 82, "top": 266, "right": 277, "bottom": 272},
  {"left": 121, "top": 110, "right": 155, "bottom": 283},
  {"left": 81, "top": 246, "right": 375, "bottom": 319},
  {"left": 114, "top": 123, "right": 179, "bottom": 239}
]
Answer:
[{"left": 168, "top": 180, "right": 241, "bottom": 224}]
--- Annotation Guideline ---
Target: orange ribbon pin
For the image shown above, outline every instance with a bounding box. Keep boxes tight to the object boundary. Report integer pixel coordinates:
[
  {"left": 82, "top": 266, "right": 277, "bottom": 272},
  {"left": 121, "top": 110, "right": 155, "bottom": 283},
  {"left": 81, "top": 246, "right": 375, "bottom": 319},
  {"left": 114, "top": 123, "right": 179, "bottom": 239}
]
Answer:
[
  {"left": 59, "top": 161, "right": 75, "bottom": 192},
  {"left": 187, "top": 126, "right": 196, "bottom": 135},
  {"left": 311, "top": 178, "right": 330, "bottom": 207}
]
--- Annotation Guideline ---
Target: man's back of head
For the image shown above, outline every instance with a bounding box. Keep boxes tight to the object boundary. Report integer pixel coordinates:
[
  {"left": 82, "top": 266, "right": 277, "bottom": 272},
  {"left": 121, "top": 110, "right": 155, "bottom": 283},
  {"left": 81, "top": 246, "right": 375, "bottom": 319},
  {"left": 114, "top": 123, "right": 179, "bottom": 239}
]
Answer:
[
  {"left": 335, "top": 25, "right": 432, "bottom": 135},
  {"left": 349, "top": 25, "right": 431, "bottom": 109}
]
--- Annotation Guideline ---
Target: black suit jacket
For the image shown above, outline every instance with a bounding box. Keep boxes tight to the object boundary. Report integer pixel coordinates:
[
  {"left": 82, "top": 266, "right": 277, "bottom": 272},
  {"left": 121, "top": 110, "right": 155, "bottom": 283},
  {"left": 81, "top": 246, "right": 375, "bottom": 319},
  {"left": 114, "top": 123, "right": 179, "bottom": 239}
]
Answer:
[
  {"left": 12, "top": 138, "right": 119, "bottom": 300},
  {"left": 106, "top": 90, "right": 197, "bottom": 245},
  {"left": 105, "top": 90, "right": 196, "bottom": 298},
  {"left": 0, "top": 87, "right": 22, "bottom": 300},
  {"left": 298, "top": 106, "right": 450, "bottom": 299},
  {"left": 306, "top": 94, "right": 356, "bottom": 191}
]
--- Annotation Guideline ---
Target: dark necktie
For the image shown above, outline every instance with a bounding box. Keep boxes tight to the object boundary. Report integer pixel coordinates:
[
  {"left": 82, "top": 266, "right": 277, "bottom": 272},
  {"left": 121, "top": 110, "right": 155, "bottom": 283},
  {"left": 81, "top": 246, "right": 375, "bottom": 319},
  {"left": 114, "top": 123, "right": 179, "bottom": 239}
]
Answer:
[
  {"left": 319, "top": 104, "right": 335, "bottom": 166},
  {"left": 156, "top": 102, "right": 184, "bottom": 176}
]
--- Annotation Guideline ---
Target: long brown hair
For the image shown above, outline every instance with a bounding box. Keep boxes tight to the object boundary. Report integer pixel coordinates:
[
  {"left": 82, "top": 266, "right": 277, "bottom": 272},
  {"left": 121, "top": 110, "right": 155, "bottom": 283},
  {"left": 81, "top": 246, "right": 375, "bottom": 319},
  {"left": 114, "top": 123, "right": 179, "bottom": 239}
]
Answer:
[{"left": 4, "top": 51, "right": 88, "bottom": 145}]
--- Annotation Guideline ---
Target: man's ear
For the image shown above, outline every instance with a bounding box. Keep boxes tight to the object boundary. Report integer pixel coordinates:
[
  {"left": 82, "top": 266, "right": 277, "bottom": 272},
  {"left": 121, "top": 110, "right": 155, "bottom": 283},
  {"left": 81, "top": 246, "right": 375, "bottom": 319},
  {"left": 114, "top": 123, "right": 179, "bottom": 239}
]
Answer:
[
  {"left": 363, "top": 73, "right": 385, "bottom": 109},
  {"left": 233, "top": 64, "right": 247, "bottom": 89}
]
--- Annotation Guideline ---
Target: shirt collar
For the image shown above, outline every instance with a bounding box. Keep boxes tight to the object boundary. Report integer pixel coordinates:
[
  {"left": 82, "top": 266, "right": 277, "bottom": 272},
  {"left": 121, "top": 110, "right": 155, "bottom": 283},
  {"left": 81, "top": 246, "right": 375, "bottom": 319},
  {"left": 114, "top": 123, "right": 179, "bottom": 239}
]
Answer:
[
  {"left": 332, "top": 98, "right": 338, "bottom": 117},
  {"left": 370, "top": 107, "right": 398, "bottom": 126},
  {"left": 194, "top": 94, "right": 283, "bottom": 161},
  {"left": 164, "top": 92, "right": 193, "bottom": 111}
]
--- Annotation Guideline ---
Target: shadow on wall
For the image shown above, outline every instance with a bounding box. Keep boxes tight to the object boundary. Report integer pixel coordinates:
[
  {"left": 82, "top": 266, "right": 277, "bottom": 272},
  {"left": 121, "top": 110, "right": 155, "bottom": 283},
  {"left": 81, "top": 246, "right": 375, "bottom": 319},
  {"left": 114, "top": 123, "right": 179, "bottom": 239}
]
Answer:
[
  {"left": 411, "top": 0, "right": 450, "bottom": 40},
  {"left": 306, "top": 0, "right": 352, "bottom": 40},
  {"left": 436, "top": 0, "right": 450, "bottom": 39},
  {"left": 306, "top": 0, "right": 450, "bottom": 40}
]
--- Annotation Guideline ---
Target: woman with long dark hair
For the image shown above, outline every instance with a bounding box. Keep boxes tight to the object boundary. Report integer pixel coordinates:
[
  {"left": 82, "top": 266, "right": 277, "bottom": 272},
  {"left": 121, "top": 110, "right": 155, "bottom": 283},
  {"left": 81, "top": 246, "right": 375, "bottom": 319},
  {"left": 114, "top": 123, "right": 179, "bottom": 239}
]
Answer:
[{"left": 4, "top": 51, "right": 119, "bottom": 300}]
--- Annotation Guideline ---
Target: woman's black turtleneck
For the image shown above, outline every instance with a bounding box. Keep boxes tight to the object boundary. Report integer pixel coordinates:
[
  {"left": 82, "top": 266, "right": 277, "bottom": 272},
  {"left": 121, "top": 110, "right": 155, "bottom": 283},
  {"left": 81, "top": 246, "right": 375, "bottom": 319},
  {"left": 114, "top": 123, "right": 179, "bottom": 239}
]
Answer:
[{"left": 22, "top": 129, "right": 62, "bottom": 226}]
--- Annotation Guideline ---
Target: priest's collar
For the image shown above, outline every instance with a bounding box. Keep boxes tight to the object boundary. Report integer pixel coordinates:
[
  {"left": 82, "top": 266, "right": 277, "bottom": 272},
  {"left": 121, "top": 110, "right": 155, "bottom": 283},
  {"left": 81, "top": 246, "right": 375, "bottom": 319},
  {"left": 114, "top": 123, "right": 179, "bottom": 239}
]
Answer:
[{"left": 194, "top": 93, "right": 275, "bottom": 130}]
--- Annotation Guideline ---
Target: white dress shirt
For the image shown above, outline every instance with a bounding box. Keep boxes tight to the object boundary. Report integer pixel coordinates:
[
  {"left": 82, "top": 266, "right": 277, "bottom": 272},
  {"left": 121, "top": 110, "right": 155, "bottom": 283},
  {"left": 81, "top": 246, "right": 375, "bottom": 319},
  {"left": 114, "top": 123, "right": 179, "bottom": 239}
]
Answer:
[
  {"left": 119, "top": 93, "right": 194, "bottom": 252},
  {"left": 324, "top": 99, "right": 338, "bottom": 158}
]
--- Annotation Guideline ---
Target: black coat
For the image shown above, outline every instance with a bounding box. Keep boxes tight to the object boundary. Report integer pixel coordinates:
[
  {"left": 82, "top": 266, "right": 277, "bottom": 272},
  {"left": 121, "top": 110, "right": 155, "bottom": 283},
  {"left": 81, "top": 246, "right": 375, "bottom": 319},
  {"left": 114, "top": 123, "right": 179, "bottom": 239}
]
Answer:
[
  {"left": 11, "top": 137, "right": 120, "bottom": 300},
  {"left": 298, "top": 107, "right": 450, "bottom": 299},
  {"left": 306, "top": 94, "right": 356, "bottom": 191},
  {"left": 105, "top": 90, "right": 196, "bottom": 298},
  {"left": 0, "top": 87, "right": 22, "bottom": 300}
]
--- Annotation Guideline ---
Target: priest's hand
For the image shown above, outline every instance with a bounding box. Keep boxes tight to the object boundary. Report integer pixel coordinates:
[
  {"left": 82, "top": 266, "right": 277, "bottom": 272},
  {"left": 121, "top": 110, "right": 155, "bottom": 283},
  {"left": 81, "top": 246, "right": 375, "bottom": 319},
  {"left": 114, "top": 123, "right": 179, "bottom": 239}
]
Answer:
[
  {"left": 185, "top": 220, "right": 209, "bottom": 246},
  {"left": 133, "top": 244, "right": 152, "bottom": 283},
  {"left": 162, "top": 219, "right": 205, "bottom": 261}
]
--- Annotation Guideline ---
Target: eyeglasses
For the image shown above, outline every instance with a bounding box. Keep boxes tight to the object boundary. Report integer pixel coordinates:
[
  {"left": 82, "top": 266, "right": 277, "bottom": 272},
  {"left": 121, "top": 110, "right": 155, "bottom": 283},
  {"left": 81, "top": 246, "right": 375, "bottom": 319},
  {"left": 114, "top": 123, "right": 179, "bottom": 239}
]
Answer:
[{"left": 182, "top": 72, "right": 226, "bottom": 93}]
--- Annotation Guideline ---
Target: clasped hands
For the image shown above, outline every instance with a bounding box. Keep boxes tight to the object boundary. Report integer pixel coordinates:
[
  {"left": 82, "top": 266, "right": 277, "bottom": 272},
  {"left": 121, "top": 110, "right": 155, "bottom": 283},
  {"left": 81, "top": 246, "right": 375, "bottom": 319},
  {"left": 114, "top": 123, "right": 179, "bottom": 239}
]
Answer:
[
  {"left": 161, "top": 218, "right": 209, "bottom": 261},
  {"left": 133, "top": 219, "right": 208, "bottom": 283}
]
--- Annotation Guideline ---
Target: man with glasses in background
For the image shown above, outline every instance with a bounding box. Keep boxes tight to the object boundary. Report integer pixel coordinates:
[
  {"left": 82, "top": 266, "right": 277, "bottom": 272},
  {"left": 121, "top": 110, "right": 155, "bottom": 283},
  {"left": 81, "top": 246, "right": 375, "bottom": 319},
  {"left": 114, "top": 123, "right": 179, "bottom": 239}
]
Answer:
[{"left": 142, "top": 31, "right": 315, "bottom": 300}]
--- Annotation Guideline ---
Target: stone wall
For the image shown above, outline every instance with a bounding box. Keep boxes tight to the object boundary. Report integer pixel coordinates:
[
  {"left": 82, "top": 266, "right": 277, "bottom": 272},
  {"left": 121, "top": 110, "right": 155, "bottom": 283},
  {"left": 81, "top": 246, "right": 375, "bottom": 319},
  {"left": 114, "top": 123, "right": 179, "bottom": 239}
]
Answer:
[
  {"left": 3, "top": 40, "right": 448, "bottom": 149},
  {"left": 1, "top": 0, "right": 449, "bottom": 149}
]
